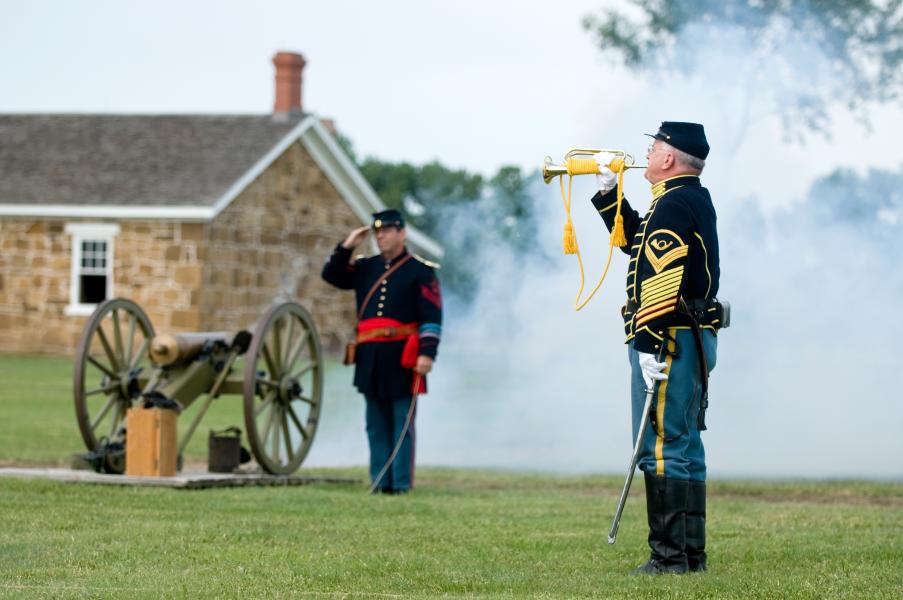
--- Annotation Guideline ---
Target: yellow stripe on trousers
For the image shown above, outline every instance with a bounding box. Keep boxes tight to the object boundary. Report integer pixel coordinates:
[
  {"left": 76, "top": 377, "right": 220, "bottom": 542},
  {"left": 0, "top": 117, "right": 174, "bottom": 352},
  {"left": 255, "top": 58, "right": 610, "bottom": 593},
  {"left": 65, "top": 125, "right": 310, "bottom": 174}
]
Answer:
[{"left": 655, "top": 329, "right": 677, "bottom": 475}]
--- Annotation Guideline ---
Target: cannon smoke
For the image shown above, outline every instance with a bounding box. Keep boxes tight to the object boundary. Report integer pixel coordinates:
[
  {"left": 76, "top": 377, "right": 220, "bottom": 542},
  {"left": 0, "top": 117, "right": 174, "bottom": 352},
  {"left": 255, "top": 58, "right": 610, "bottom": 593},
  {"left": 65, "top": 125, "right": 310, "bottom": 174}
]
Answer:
[{"left": 306, "top": 11, "right": 903, "bottom": 478}]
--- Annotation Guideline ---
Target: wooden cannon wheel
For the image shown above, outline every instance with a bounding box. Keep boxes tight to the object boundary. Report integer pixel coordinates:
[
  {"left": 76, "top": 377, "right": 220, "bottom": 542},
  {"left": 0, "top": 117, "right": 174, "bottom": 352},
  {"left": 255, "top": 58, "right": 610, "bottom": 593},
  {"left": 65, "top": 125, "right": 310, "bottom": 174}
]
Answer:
[
  {"left": 73, "top": 298, "right": 156, "bottom": 472},
  {"left": 243, "top": 302, "right": 324, "bottom": 475}
]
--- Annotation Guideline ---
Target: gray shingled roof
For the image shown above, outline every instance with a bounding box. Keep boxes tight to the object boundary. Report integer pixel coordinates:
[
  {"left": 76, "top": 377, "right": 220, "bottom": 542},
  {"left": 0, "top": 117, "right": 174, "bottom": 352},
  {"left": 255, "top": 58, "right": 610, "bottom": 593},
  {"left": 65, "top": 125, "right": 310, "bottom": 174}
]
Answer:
[{"left": 0, "top": 114, "right": 306, "bottom": 206}]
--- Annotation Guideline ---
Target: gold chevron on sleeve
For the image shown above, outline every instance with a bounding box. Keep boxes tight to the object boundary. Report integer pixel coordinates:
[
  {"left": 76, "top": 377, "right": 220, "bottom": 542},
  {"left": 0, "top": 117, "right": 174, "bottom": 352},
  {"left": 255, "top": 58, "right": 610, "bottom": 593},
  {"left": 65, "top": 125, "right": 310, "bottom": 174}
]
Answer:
[
  {"left": 636, "top": 298, "right": 676, "bottom": 318},
  {"left": 644, "top": 243, "right": 688, "bottom": 274},
  {"left": 641, "top": 282, "right": 681, "bottom": 306},
  {"left": 635, "top": 302, "right": 678, "bottom": 326},
  {"left": 639, "top": 266, "right": 683, "bottom": 295}
]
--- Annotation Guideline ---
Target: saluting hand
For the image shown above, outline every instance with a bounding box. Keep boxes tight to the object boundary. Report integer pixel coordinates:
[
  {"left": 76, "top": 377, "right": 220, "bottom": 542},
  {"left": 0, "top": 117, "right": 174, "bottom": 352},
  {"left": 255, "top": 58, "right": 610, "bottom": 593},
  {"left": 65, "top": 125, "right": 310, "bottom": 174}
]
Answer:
[
  {"left": 341, "top": 226, "right": 371, "bottom": 249},
  {"left": 414, "top": 356, "right": 433, "bottom": 376}
]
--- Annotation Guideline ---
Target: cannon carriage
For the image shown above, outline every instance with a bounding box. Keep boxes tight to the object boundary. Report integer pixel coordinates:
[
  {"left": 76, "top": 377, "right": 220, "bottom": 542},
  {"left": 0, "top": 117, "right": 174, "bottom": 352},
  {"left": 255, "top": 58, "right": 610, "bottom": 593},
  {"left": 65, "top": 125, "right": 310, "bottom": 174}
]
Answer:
[{"left": 73, "top": 298, "right": 324, "bottom": 475}]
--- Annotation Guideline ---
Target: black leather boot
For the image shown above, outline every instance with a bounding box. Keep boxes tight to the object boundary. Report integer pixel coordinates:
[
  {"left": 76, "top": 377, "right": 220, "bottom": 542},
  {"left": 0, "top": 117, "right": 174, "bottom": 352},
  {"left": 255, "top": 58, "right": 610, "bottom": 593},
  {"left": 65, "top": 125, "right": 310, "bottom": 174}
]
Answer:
[
  {"left": 686, "top": 480, "right": 707, "bottom": 572},
  {"left": 633, "top": 473, "right": 689, "bottom": 575}
]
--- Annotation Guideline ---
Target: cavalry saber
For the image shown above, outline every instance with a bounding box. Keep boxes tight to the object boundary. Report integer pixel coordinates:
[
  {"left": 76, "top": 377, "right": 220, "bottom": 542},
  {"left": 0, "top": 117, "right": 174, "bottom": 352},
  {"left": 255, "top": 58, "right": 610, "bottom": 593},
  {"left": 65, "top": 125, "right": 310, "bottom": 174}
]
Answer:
[
  {"left": 608, "top": 384, "right": 655, "bottom": 544},
  {"left": 368, "top": 373, "right": 421, "bottom": 494}
]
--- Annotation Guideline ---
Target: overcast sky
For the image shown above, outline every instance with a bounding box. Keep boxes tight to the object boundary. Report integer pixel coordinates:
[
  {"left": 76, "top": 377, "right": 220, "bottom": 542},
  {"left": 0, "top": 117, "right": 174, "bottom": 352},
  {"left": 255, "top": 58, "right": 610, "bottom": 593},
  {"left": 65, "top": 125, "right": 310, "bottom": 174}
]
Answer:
[{"left": 2, "top": 0, "right": 900, "bottom": 213}]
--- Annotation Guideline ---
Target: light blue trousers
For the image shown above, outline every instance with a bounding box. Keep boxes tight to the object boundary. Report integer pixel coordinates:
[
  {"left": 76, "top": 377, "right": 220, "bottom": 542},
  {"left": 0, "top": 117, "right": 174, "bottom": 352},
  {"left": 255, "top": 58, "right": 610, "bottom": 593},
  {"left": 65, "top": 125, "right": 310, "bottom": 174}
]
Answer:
[{"left": 629, "top": 328, "right": 717, "bottom": 482}]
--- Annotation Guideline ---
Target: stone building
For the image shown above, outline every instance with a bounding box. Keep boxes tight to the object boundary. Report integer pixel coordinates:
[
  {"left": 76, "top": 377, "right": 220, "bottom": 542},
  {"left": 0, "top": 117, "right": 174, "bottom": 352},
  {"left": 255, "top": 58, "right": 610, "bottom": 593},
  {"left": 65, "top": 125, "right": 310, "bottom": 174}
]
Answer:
[{"left": 0, "top": 52, "right": 442, "bottom": 356}]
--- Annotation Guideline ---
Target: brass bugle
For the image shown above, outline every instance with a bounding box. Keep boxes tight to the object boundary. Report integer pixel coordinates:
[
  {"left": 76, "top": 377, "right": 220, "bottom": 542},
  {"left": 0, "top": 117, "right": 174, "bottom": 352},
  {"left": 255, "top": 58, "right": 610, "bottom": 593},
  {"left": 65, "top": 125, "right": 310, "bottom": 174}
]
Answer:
[{"left": 542, "top": 148, "right": 647, "bottom": 184}]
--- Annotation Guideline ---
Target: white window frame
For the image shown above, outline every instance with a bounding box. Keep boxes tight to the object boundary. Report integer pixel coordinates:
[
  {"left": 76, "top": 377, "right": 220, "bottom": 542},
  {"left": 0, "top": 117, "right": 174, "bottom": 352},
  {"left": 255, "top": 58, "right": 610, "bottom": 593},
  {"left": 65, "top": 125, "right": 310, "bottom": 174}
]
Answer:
[{"left": 64, "top": 223, "right": 120, "bottom": 316}]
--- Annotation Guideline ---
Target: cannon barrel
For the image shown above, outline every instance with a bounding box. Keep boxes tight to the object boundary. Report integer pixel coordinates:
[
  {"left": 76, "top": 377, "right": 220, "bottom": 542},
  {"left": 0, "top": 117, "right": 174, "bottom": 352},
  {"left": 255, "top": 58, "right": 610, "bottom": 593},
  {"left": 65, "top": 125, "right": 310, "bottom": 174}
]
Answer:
[{"left": 150, "top": 332, "right": 232, "bottom": 366}]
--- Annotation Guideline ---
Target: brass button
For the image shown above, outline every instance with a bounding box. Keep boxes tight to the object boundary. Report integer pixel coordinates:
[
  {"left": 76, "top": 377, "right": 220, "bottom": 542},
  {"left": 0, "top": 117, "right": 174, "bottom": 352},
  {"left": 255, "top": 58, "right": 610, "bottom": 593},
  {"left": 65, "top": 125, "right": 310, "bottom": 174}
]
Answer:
[
  {"left": 379, "top": 296, "right": 385, "bottom": 301},
  {"left": 384, "top": 264, "right": 390, "bottom": 270},
  {"left": 378, "top": 303, "right": 384, "bottom": 308},
  {"left": 380, "top": 287, "right": 386, "bottom": 293},
  {"left": 382, "top": 279, "right": 388, "bottom": 284},
  {"left": 376, "top": 311, "right": 383, "bottom": 316}
]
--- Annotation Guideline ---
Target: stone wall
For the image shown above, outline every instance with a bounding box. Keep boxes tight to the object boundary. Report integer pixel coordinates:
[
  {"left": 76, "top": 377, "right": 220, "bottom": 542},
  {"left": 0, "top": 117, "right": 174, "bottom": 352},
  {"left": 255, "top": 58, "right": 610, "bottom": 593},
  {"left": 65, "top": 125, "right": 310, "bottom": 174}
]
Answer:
[
  {"left": 0, "top": 219, "right": 73, "bottom": 353},
  {"left": 0, "top": 219, "right": 203, "bottom": 354},
  {"left": 199, "top": 141, "right": 359, "bottom": 354}
]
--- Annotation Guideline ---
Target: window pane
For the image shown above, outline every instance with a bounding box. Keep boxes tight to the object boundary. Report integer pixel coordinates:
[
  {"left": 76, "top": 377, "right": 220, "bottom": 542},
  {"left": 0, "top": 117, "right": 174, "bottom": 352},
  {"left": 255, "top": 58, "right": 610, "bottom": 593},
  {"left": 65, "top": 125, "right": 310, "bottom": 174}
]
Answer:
[{"left": 79, "top": 274, "right": 107, "bottom": 304}]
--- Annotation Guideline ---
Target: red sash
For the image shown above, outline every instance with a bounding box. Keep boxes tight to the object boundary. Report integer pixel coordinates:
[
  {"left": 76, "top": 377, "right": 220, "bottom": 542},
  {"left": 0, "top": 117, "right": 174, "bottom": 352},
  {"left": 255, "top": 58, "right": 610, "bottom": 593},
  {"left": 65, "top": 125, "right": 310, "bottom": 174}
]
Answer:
[{"left": 357, "top": 318, "right": 426, "bottom": 394}]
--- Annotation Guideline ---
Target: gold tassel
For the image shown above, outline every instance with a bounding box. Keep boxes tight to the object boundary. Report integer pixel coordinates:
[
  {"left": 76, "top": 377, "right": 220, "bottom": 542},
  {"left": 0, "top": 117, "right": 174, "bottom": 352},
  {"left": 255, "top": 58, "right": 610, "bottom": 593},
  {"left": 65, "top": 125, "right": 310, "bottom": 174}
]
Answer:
[
  {"left": 563, "top": 219, "right": 578, "bottom": 254},
  {"left": 611, "top": 214, "right": 627, "bottom": 247}
]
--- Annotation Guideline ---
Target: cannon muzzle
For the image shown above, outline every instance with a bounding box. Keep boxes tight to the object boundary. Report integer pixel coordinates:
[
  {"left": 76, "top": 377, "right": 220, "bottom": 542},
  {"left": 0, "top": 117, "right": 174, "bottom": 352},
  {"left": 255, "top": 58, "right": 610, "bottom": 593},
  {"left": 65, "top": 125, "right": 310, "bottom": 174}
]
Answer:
[{"left": 150, "top": 332, "right": 231, "bottom": 366}]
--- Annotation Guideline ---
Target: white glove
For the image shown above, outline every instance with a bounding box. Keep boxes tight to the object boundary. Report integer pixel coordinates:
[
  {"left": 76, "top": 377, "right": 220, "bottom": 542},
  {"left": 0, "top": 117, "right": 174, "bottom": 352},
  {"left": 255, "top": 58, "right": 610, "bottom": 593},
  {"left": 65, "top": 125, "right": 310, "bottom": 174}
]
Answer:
[
  {"left": 638, "top": 352, "right": 669, "bottom": 389},
  {"left": 593, "top": 151, "right": 618, "bottom": 194}
]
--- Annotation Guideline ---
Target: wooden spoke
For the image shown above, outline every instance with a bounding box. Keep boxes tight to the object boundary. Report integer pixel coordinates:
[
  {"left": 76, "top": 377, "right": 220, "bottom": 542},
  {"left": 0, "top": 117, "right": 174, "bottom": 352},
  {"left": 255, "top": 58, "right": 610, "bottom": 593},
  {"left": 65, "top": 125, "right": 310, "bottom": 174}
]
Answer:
[
  {"left": 112, "top": 309, "right": 124, "bottom": 366},
  {"left": 85, "top": 382, "right": 118, "bottom": 397},
  {"left": 289, "top": 362, "right": 315, "bottom": 380},
  {"left": 281, "top": 413, "right": 294, "bottom": 462},
  {"left": 262, "top": 402, "right": 279, "bottom": 452},
  {"left": 282, "top": 317, "right": 295, "bottom": 370},
  {"left": 129, "top": 338, "right": 150, "bottom": 371},
  {"left": 272, "top": 320, "right": 283, "bottom": 374},
  {"left": 124, "top": 313, "right": 137, "bottom": 367},
  {"left": 87, "top": 355, "right": 116, "bottom": 379},
  {"left": 269, "top": 405, "right": 281, "bottom": 461},
  {"left": 107, "top": 401, "right": 123, "bottom": 440},
  {"left": 261, "top": 342, "right": 278, "bottom": 378},
  {"left": 284, "top": 331, "right": 309, "bottom": 372},
  {"left": 256, "top": 377, "right": 280, "bottom": 390},
  {"left": 90, "top": 394, "right": 118, "bottom": 430},
  {"left": 297, "top": 395, "right": 315, "bottom": 406},
  {"left": 286, "top": 404, "right": 309, "bottom": 439},
  {"left": 255, "top": 390, "right": 277, "bottom": 418},
  {"left": 95, "top": 326, "right": 120, "bottom": 372}
]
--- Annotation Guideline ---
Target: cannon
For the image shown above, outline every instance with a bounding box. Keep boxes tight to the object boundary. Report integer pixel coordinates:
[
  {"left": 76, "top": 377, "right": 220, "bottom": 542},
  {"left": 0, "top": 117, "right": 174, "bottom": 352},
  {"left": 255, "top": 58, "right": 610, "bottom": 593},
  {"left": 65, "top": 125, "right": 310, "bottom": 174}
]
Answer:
[{"left": 73, "top": 298, "right": 323, "bottom": 475}]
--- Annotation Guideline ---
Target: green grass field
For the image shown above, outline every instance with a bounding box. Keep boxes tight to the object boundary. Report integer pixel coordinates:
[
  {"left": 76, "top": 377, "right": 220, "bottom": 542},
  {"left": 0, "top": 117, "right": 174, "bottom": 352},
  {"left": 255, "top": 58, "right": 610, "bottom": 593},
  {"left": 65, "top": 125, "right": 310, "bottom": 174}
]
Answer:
[{"left": 1, "top": 355, "right": 901, "bottom": 598}]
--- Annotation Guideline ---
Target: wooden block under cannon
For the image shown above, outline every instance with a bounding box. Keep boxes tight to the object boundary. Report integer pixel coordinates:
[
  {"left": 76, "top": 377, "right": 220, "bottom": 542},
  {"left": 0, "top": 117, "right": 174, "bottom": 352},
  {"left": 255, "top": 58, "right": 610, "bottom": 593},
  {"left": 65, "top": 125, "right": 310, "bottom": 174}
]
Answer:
[{"left": 125, "top": 407, "right": 177, "bottom": 477}]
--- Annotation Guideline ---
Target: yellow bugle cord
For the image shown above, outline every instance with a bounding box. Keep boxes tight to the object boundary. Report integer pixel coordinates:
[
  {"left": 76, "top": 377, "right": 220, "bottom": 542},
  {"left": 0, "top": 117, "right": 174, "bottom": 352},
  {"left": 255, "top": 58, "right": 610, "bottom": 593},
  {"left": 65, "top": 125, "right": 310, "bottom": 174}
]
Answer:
[{"left": 558, "top": 155, "right": 631, "bottom": 311}]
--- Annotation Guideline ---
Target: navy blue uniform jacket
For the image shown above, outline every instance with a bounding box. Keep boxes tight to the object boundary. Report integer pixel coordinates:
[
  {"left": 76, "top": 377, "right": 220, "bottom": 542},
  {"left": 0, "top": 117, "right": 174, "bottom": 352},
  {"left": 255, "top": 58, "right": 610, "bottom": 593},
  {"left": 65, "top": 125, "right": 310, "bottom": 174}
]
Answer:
[
  {"left": 592, "top": 175, "right": 720, "bottom": 354},
  {"left": 321, "top": 244, "right": 442, "bottom": 398}
]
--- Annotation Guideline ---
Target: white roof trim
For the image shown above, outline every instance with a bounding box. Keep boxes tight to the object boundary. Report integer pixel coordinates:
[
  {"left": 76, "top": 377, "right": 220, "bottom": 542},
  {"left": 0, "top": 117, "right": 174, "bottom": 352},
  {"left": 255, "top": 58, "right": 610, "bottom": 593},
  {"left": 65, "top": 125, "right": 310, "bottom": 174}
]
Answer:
[
  {"left": 0, "top": 114, "right": 444, "bottom": 258},
  {"left": 0, "top": 204, "right": 213, "bottom": 220}
]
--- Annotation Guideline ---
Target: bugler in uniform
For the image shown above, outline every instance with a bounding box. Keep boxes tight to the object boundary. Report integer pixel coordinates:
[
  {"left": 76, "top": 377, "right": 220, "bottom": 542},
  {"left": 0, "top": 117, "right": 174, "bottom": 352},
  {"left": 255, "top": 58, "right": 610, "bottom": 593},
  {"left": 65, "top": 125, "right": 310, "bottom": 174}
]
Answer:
[
  {"left": 592, "top": 122, "right": 725, "bottom": 574},
  {"left": 321, "top": 209, "right": 442, "bottom": 494}
]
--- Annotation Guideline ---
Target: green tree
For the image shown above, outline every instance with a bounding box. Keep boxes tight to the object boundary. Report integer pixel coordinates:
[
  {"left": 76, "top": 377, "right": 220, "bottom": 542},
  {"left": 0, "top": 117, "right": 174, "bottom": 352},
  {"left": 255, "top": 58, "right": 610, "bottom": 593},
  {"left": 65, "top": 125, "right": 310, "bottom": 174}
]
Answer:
[{"left": 583, "top": 0, "right": 902, "bottom": 138}]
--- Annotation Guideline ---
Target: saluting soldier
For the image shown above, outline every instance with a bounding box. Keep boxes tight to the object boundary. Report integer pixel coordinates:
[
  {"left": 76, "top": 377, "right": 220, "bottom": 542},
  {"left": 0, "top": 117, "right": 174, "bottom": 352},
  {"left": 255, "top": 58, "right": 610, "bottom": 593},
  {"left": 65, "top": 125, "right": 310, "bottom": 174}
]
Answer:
[
  {"left": 321, "top": 209, "right": 442, "bottom": 494},
  {"left": 592, "top": 122, "right": 723, "bottom": 574}
]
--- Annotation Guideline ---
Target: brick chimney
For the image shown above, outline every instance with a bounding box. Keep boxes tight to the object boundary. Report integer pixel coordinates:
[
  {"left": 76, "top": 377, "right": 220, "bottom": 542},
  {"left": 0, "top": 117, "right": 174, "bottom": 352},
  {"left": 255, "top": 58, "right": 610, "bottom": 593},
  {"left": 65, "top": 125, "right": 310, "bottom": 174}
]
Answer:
[{"left": 272, "top": 51, "right": 306, "bottom": 114}]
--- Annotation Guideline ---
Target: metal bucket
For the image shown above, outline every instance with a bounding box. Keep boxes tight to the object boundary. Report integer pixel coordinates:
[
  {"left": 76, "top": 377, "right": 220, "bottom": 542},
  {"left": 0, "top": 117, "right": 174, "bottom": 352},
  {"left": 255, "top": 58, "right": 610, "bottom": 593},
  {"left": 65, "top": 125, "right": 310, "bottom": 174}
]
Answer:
[{"left": 208, "top": 427, "right": 242, "bottom": 473}]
